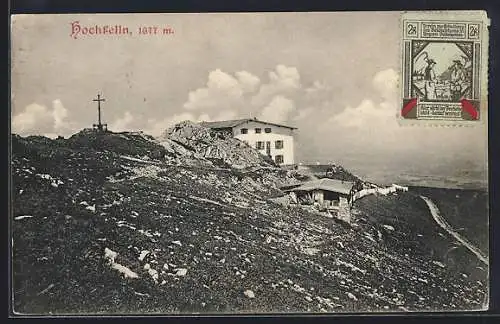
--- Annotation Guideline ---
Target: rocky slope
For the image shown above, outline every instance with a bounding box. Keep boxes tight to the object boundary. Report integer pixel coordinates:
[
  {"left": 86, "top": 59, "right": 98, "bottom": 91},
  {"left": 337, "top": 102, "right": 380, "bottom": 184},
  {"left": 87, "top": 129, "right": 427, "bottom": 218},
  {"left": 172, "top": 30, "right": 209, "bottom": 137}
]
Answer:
[
  {"left": 161, "top": 121, "right": 277, "bottom": 169},
  {"left": 11, "top": 123, "right": 488, "bottom": 314}
]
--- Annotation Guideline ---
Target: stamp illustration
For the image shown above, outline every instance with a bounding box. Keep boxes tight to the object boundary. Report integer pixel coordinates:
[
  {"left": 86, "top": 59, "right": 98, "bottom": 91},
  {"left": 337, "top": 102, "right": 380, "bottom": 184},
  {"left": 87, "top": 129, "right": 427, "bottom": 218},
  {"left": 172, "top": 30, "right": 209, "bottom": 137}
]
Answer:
[{"left": 400, "top": 12, "right": 489, "bottom": 122}]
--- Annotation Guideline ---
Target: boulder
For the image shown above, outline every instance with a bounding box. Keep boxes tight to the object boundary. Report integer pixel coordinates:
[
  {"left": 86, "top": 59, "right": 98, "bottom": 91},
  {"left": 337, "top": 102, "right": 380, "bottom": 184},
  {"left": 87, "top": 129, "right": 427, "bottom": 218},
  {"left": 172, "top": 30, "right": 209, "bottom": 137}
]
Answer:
[{"left": 161, "top": 121, "right": 277, "bottom": 169}]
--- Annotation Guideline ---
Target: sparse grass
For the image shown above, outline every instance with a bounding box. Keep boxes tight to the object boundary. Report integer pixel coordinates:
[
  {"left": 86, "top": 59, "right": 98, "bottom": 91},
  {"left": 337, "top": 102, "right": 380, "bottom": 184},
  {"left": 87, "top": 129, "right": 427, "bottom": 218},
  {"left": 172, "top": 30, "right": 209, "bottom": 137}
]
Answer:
[
  {"left": 10, "top": 133, "right": 488, "bottom": 314},
  {"left": 410, "top": 186, "right": 488, "bottom": 255}
]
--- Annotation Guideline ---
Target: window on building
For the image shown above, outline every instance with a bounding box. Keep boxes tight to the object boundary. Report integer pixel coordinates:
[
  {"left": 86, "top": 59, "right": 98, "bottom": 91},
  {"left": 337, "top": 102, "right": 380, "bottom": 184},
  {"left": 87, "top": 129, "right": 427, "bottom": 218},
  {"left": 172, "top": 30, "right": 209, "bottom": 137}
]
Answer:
[
  {"left": 275, "top": 140, "right": 284, "bottom": 149},
  {"left": 256, "top": 141, "right": 264, "bottom": 150},
  {"left": 264, "top": 127, "right": 272, "bottom": 133},
  {"left": 240, "top": 128, "right": 248, "bottom": 134},
  {"left": 255, "top": 128, "right": 261, "bottom": 134},
  {"left": 275, "top": 155, "right": 284, "bottom": 164}
]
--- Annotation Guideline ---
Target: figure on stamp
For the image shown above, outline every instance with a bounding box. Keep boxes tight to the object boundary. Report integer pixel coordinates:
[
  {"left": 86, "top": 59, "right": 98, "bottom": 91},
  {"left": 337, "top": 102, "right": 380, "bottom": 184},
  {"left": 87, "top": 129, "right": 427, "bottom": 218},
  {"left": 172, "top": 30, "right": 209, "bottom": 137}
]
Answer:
[
  {"left": 450, "top": 59, "right": 466, "bottom": 101},
  {"left": 413, "top": 51, "right": 438, "bottom": 101},
  {"left": 423, "top": 58, "right": 437, "bottom": 100}
]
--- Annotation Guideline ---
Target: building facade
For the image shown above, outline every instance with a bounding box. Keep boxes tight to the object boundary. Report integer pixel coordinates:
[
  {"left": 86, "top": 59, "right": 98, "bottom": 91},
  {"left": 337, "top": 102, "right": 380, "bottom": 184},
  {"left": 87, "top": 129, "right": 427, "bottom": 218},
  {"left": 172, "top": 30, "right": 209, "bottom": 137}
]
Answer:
[{"left": 201, "top": 118, "right": 296, "bottom": 165}]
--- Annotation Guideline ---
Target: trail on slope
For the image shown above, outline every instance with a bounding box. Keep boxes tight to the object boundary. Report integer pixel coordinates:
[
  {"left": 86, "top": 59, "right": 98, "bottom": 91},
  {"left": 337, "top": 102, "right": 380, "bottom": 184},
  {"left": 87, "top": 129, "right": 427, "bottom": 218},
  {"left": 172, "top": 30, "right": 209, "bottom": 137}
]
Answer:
[{"left": 419, "top": 195, "right": 488, "bottom": 265}]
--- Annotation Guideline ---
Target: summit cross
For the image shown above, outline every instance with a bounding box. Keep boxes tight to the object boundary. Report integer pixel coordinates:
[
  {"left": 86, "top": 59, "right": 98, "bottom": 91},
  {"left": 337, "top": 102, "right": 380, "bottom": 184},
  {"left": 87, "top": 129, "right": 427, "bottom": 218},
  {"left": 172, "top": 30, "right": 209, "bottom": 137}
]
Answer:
[{"left": 92, "top": 93, "right": 108, "bottom": 131}]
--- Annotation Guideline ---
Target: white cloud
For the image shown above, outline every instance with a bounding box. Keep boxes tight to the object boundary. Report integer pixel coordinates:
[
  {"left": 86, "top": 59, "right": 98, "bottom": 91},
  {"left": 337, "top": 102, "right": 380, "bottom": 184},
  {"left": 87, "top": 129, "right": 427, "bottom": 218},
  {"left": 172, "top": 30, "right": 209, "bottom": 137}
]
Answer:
[
  {"left": 52, "top": 99, "right": 68, "bottom": 130},
  {"left": 206, "top": 69, "right": 242, "bottom": 95},
  {"left": 372, "top": 68, "right": 398, "bottom": 101},
  {"left": 12, "top": 99, "right": 74, "bottom": 136},
  {"left": 251, "top": 65, "right": 301, "bottom": 107},
  {"left": 43, "top": 133, "right": 60, "bottom": 139},
  {"left": 332, "top": 99, "right": 395, "bottom": 129},
  {"left": 183, "top": 69, "right": 245, "bottom": 111},
  {"left": 270, "top": 65, "right": 301, "bottom": 89},
  {"left": 109, "top": 111, "right": 135, "bottom": 132},
  {"left": 184, "top": 88, "right": 210, "bottom": 110},
  {"left": 147, "top": 112, "right": 201, "bottom": 137},
  {"left": 12, "top": 103, "right": 51, "bottom": 133},
  {"left": 259, "top": 95, "right": 295, "bottom": 124},
  {"left": 181, "top": 65, "right": 305, "bottom": 125},
  {"left": 213, "top": 110, "right": 238, "bottom": 121},
  {"left": 235, "top": 71, "right": 260, "bottom": 93},
  {"left": 331, "top": 69, "right": 398, "bottom": 130}
]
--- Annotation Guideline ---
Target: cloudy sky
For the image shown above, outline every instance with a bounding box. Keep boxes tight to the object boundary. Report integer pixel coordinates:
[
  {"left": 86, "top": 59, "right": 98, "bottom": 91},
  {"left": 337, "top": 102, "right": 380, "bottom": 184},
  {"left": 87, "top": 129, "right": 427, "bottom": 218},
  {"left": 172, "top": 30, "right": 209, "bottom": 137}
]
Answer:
[{"left": 11, "top": 12, "right": 488, "bottom": 187}]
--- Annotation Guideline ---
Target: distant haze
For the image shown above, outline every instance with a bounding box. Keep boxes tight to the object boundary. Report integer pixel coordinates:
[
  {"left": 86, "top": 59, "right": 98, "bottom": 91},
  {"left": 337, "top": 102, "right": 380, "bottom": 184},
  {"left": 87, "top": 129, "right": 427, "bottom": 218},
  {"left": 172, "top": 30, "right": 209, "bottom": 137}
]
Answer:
[{"left": 11, "top": 13, "right": 488, "bottom": 188}]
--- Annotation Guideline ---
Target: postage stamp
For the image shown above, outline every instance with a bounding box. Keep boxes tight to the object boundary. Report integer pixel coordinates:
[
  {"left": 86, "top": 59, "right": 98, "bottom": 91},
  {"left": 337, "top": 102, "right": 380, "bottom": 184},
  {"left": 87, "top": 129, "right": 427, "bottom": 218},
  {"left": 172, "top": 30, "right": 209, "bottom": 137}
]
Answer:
[{"left": 399, "top": 11, "right": 489, "bottom": 123}]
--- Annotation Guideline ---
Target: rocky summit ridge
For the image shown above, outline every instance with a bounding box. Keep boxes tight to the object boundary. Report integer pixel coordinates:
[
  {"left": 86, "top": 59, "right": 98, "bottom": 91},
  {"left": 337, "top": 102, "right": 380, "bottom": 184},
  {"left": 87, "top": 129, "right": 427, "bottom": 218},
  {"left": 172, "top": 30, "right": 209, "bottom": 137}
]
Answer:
[{"left": 10, "top": 122, "right": 488, "bottom": 314}]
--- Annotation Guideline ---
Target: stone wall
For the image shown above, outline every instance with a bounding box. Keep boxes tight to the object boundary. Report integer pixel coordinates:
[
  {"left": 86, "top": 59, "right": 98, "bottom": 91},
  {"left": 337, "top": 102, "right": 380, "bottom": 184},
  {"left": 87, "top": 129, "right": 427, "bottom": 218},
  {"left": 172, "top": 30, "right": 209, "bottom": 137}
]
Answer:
[{"left": 337, "top": 196, "right": 351, "bottom": 223}]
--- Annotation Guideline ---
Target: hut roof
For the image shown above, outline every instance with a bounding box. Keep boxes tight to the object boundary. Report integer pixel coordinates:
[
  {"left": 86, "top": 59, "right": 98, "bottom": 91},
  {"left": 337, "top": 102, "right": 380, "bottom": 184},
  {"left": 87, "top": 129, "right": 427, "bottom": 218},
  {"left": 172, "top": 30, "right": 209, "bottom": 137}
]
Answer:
[
  {"left": 283, "top": 178, "right": 354, "bottom": 195},
  {"left": 201, "top": 118, "right": 296, "bottom": 130}
]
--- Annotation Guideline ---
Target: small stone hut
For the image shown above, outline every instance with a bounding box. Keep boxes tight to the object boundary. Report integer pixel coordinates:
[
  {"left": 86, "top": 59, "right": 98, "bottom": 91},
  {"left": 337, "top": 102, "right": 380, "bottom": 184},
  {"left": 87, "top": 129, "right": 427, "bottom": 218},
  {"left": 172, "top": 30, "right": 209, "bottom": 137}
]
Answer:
[{"left": 281, "top": 178, "right": 355, "bottom": 222}]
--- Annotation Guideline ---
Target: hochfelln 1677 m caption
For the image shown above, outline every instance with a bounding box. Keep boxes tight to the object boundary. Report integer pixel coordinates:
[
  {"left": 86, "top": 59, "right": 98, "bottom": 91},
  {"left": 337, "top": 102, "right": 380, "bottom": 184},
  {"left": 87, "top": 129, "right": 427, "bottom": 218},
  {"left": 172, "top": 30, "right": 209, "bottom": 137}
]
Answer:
[{"left": 70, "top": 21, "right": 175, "bottom": 39}]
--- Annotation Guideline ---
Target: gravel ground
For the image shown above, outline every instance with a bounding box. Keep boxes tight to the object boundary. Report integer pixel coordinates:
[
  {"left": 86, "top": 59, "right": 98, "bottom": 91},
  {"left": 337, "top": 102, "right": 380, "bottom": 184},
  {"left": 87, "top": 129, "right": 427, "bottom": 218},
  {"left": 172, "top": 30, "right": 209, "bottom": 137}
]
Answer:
[
  {"left": 10, "top": 132, "right": 488, "bottom": 315},
  {"left": 409, "top": 186, "right": 488, "bottom": 255}
]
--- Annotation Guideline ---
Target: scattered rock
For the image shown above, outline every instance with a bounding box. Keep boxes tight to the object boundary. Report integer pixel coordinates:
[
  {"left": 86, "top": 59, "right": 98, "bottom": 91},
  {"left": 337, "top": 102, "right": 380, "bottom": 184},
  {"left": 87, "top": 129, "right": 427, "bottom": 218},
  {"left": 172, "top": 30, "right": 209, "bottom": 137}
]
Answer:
[
  {"left": 175, "top": 268, "right": 188, "bottom": 276},
  {"left": 347, "top": 292, "right": 358, "bottom": 301},
  {"left": 14, "top": 215, "right": 33, "bottom": 221},
  {"left": 433, "top": 260, "right": 446, "bottom": 268},
  {"left": 112, "top": 263, "right": 139, "bottom": 279},
  {"left": 104, "top": 248, "right": 117, "bottom": 263},
  {"left": 139, "top": 250, "right": 150, "bottom": 261},
  {"left": 104, "top": 248, "right": 138, "bottom": 279},
  {"left": 243, "top": 290, "right": 255, "bottom": 299},
  {"left": 382, "top": 225, "right": 395, "bottom": 231},
  {"left": 147, "top": 268, "right": 159, "bottom": 282}
]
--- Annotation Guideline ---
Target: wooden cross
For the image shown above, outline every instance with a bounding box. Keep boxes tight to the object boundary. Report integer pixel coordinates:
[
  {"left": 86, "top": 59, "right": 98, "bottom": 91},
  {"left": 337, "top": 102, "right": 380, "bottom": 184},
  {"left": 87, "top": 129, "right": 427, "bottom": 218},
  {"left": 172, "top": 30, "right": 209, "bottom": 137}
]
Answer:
[{"left": 92, "top": 93, "right": 107, "bottom": 131}]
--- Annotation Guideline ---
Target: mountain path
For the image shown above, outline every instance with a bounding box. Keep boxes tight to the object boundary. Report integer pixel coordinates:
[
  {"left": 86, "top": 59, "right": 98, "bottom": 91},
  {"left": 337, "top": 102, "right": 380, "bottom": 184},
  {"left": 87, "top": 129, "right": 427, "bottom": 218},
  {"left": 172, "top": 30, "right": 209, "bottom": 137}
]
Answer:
[{"left": 419, "top": 195, "right": 488, "bottom": 265}]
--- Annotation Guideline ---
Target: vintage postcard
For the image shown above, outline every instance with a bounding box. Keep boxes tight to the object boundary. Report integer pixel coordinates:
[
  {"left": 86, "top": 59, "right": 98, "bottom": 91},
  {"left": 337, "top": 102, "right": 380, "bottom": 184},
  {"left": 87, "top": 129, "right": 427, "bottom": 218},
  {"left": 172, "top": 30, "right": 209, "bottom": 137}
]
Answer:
[{"left": 10, "top": 11, "right": 489, "bottom": 315}]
